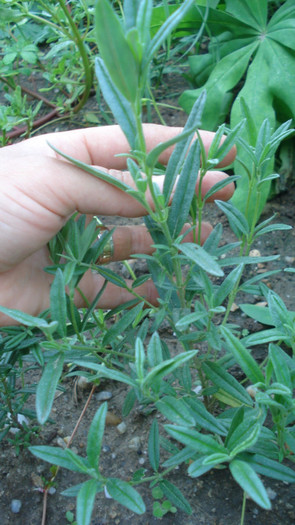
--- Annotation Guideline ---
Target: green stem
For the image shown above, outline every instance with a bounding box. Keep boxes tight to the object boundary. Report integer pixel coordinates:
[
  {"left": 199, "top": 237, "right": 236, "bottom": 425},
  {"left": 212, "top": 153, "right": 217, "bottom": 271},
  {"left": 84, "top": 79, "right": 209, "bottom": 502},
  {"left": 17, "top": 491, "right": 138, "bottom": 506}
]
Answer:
[{"left": 240, "top": 491, "right": 247, "bottom": 525}]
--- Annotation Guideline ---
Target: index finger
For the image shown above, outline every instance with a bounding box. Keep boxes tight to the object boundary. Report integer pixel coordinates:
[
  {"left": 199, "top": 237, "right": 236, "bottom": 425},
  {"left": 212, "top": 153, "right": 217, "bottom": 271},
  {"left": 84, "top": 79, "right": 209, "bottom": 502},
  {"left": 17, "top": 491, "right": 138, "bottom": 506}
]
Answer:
[{"left": 6, "top": 124, "right": 236, "bottom": 170}]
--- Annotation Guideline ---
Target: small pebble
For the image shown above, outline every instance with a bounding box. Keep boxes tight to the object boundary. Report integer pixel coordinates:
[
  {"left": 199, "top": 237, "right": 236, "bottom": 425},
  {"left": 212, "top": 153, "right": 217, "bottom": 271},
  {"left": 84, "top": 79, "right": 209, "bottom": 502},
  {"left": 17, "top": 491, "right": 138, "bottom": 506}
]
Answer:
[
  {"left": 249, "top": 249, "right": 261, "bottom": 257},
  {"left": 266, "top": 487, "right": 277, "bottom": 500},
  {"left": 102, "top": 444, "right": 111, "bottom": 453},
  {"left": 48, "top": 487, "right": 56, "bottom": 495},
  {"left": 96, "top": 391, "right": 113, "bottom": 401},
  {"left": 56, "top": 437, "right": 67, "bottom": 449},
  {"left": 128, "top": 437, "right": 141, "bottom": 450},
  {"left": 77, "top": 376, "right": 90, "bottom": 390},
  {"left": 138, "top": 457, "right": 145, "bottom": 465},
  {"left": 117, "top": 422, "right": 127, "bottom": 434},
  {"left": 11, "top": 499, "right": 22, "bottom": 513},
  {"left": 285, "top": 256, "right": 295, "bottom": 264}
]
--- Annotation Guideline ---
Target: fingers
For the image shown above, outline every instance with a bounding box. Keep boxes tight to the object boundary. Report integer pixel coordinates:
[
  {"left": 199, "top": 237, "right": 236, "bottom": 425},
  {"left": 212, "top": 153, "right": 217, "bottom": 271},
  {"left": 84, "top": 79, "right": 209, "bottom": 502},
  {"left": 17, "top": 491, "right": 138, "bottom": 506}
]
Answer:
[
  {"left": 197, "top": 171, "right": 235, "bottom": 202},
  {"left": 8, "top": 124, "right": 236, "bottom": 170}
]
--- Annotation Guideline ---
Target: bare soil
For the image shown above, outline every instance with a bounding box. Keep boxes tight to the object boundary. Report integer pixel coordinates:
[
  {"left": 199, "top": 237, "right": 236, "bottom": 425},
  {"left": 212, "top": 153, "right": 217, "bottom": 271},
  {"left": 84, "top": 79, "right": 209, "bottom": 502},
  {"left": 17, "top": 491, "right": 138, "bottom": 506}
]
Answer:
[{"left": 0, "top": 75, "right": 295, "bottom": 525}]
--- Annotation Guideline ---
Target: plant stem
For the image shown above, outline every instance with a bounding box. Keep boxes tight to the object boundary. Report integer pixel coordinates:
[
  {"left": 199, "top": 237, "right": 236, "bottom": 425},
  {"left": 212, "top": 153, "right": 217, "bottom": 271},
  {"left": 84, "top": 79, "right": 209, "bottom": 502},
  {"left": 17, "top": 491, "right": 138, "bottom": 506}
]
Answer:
[{"left": 240, "top": 491, "right": 247, "bottom": 525}]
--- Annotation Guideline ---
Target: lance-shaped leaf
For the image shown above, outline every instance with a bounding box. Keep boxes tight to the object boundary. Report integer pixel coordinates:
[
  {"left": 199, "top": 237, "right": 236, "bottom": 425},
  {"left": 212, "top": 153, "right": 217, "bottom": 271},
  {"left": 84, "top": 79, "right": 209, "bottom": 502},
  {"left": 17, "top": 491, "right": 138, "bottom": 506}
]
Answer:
[
  {"left": 36, "top": 353, "right": 65, "bottom": 424},
  {"left": 106, "top": 478, "right": 145, "bottom": 514},
  {"left": 77, "top": 480, "right": 98, "bottom": 525},
  {"left": 50, "top": 268, "right": 67, "bottom": 338},
  {"left": 175, "top": 242, "right": 224, "bottom": 277},
  {"left": 29, "top": 446, "right": 90, "bottom": 473},
  {"left": 160, "top": 480, "right": 192, "bottom": 514},
  {"left": 220, "top": 326, "right": 265, "bottom": 384},
  {"left": 95, "top": 58, "right": 137, "bottom": 148},
  {"left": 202, "top": 361, "right": 253, "bottom": 406},
  {"left": 167, "top": 139, "right": 200, "bottom": 237},
  {"left": 95, "top": 0, "right": 138, "bottom": 101},
  {"left": 165, "top": 425, "right": 226, "bottom": 455},
  {"left": 87, "top": 403, "right": 108, "bottom": 469},
  {"left": 141, "top": 350, "right": 197, "bottom": 388},
  {"left": 229, "top": 459, "right": 271, "bottom": 510}
]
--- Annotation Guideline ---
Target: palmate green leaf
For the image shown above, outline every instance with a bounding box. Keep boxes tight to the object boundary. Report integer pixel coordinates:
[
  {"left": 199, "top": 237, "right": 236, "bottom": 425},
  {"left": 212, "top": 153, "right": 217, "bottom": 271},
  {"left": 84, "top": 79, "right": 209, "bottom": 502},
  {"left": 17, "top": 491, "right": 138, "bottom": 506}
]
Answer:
[
  {"left": 220, "top": 326, "right": 265, "bottom": 384},
  {"left": 225, "top": 0, "right": 267, "bottom": 31},
  {"left": 167, "top": 139, "right": 200, "bottom": 237},
  {"left": 142, "top": 350, "right": 197, "bottom": 389},
  {"left": 87, "top": 403, "right": 107, "bottom": 469},
  {"left": 175, "top": 243, "right": 224, "bottom": 277},
  {"left": 95, "top": 58, "right": 137, "bottom": 148},
  {"left": 106, "top": 478, "right": 145, "bottom": 514},
  {"left": 29, "top": 446, "right": 90, "bottom": 473},
  {"left": 229, "top": 459, "right": 271, "bottom": 510},
  {"left": 202, "top": 361, "right": 253, "bottom": 407},
  {"left": 77, "top": 479, "right": 98, "bottom": 525},
  {"left": 165, "top": 425, "right": 226, "bottom": 455},
  {"left": 156, "top": 396, "right": 195, "bottom": 426},
  {"left": 36, "top": 353, "right": 64, "bottom": 424},
  {"left": 148, "top": 419, "right": 160, "bottom": 471},
  {"left": 50, "top": 268, "right": 67, "bottom": 338},
  {"left": 160, "top": 480, "right": 192, "bottom": 515},
  {"left": 95, "top": 0, "right": 138, "bottom": 102}
]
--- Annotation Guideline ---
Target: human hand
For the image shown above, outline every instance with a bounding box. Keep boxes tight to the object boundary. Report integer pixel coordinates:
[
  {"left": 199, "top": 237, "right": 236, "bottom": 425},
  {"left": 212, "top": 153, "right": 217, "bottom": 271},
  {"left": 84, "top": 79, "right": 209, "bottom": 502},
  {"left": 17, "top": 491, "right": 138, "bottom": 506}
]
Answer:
[{"left": 0, "top": 124, "right": 236, "bottom": 325}]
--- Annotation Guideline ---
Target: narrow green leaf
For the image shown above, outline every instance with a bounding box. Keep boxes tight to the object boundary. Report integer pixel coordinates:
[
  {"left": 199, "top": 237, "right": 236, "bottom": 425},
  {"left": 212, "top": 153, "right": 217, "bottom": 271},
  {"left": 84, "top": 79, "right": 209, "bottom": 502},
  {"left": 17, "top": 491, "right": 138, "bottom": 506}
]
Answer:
[
  {"left": 175, "top": 311, "right": 207, "bottom": 331},
  {"left": 76, "top": 480, "right": 97, "bottom": 525},
  {"left": 229, "top": 459, "right": 271, "bottom": 510},
  {"left": 188, "top": 457, "right": 212, "bottom": 478},
  {"left": 184, "top": 397, "right": 227, "bottom": 435},
  {"left": 36, "top": 353, "right": 64, "bottom": 424},
  {"left": 156, "top": 396, "right": 195, "bottom": 426},
  {"left": 87, "top": 403, "right": 107, "bottom": 469},
  {"left": 95, "top": 58, "right": 137, "bottom": 148},
  {"left": 160, "top": 480, "right": 192, "bottom": 514},
  {"left": 148, "top": 419, "right": 160, "bottom": 471},
  {"left": 106, "top": 478, "right": 145, "bottom": 514},
  {"left": 167, "top": 139, "right": 200, "bottom": 237},
  {"left": 95, "top": 0, "right": 138, "bottom": 101},
  {"left": 29, "top": 446, "right": 89, "bottom": 473},
  {"left": 175, "top": 242, "right": 224, "bottom": 277},
  {"left": 50, "top": 268, "right": 67, "bottom": 338},
  {"left": 142, "top": 350, "right": 197, "bottom": 388},
  {"left": 165, "top": 425, "right": 226, "bottom": 455},
  {"left": 220, "top": 326, "right": 265, "bottom": 384},
  {"left": 228, "top": 419, "right": 262, "bottom": 457},
  {"left": 203, "top": 175, "right": 240, "bottom": 202},
  {"left": 269, "top": 344, "right": 292, "bottom": 389},
  {"left": 144, "top": 0, "right": 194, "bottom": 66},
  {"left": 103, "top": 303, "right": 144, "bottom": 345},
  {"left": 135, "top": 337, "right": 145, "bottom": 381},
  {"left": 213, "top": 264, "right": 244, "bottom": 307},
  {"left": 72, "top": 361, "right": 137, "bottom": 387},
  {"left": 247, "top": 453, "right": 295, "bottom": 483},
  {"left": 147, "top": 331, "right": 163, "bottom": 367},
  {"left": 202, "top": 361, "right": 253, "bottom": 406},
  {"left": 215, "top": 200, "right": 249, "bottom": 237},
  {"left": 0, "top": 305, "right": 54, "bottom": 330}
]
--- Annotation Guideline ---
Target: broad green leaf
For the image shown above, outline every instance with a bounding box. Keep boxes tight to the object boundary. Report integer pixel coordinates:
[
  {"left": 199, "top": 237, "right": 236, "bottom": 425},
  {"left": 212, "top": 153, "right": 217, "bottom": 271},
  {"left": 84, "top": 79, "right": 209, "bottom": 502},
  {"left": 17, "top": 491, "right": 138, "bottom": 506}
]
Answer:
[
  {"left": 225, "top": 0, "right": 267, "bottom": 31},
  {"left": 95, "top": 0, "right": 138, "bottom": 101},
  {"left": 202, "top": 361, "right": 253, "bottom": 406},
  {"left": 50, "top": 268, "right": 67, "bottom": 338},
  {"left": 36, "top": 353, "right": 64, "bottom": 424},
  {"left": 148, "top": 419, "right": 160, "bottom": 471},
  {"left": 239, "top": 304, "right": 273, "bottom": 325},
  {"left": 268, "top": 289, "right": 293, "bottom": 330},
  {"left": 156, "top": 396, "right": 195, "bottom": 426},
  {"left": 165, "top": 425, "right": 226, "bottom": 455},
  {"left": 175, "top": 243, "right": 224, "bottom": 277},
  {"left": 229, "top": 459, "right": 271, "bottom": 509},
  {"left": 87, "top": 403, "right": 107, "bottom": 469},
  {"left": 76, "top": 480, "right": 97, "bottom": 525},
  {"left": 142, "top": 350, "right": 197, "bottom": 388},
  {"left": 160, "top": 480, "right": 192, "bottom": 514},
  {"left": 220, "top": 326, "right": 265, "bottom": 384},
  {"left": 95, "top": 58, "right": 137, "bottom": 148},
  {"left": 29, "top": 446, "right": 89, "bottom": 473},
  {"left": 106, "top": 478, "right": 145, "bottom": 514}
]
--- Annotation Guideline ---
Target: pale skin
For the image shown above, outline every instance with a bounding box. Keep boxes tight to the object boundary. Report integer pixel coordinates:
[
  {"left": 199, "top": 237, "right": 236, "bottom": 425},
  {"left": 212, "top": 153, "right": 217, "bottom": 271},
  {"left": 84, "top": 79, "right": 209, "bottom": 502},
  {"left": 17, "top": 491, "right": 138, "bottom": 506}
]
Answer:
[{"left": 0, "top": 124, "right": 236, "bottom": 326}]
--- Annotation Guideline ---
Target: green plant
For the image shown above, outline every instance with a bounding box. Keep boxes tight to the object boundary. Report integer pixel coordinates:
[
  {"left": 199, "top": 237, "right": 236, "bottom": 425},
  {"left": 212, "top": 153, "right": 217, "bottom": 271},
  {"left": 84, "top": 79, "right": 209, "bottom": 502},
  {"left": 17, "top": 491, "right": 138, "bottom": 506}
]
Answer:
[
  {"left": 0, "top": 1, "right": 294, "bottom": 524},
  {"left": 178, "top": 0, "right": 295, "bottom": 219}
]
